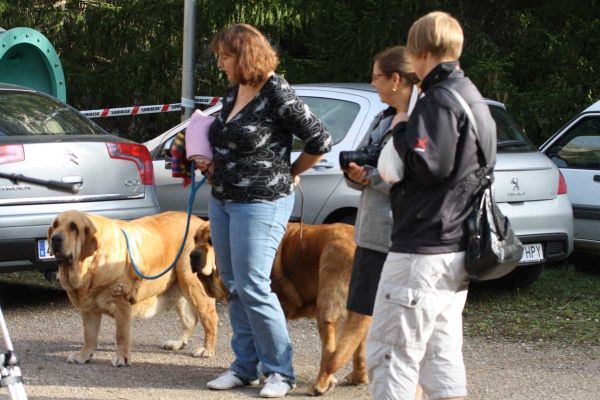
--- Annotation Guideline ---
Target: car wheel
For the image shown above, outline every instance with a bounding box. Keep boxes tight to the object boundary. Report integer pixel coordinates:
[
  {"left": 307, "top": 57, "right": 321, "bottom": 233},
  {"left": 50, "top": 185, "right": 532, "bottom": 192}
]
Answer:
[
  {"left": 496, "top": 263, "right": 545, "bottom": 289},
  {"left": 338, "top": 213, "right": 357, "bottom": 226}
]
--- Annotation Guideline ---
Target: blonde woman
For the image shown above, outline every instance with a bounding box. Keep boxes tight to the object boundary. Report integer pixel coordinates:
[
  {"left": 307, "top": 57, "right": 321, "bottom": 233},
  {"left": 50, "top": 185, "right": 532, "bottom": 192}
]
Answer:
[{"left": 367, "top": 12, "right": 497, "bottom": 400}]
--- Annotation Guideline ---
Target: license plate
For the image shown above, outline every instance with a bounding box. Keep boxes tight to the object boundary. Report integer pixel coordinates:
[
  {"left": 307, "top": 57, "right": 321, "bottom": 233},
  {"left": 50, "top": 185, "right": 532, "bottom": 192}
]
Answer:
[
  {"left": 519, "top": 243, "right": 544, "bottom": 264},
  {"left": 37, "top": 240, "right": 54, "bottom": 260}
]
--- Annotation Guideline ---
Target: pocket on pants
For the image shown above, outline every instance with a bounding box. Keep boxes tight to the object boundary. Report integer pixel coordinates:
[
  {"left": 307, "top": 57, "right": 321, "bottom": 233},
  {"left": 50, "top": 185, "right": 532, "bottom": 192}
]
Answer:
[{"left": 369, "top": 284, "right": 428, "bottom": 349}]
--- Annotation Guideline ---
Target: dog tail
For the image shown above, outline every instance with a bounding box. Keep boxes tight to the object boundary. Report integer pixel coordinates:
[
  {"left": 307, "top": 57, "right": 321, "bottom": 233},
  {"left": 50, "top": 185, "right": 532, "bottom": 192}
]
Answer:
[{"left": 326, "top": 311, "right": 372, "bottom": 374}]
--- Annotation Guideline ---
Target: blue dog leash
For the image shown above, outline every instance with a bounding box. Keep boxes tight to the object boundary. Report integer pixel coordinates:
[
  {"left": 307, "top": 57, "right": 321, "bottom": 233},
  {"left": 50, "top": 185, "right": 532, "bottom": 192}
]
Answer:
[{"left": 121, "top": 160, "right": 206, "bottom": 280}]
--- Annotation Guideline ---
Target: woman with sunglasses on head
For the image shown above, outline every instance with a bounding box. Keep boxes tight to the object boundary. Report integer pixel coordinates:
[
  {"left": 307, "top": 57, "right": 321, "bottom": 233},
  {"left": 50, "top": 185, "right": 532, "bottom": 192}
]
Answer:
[
  {"left": 339, "top": 48, "right": 421, "bottom": 399},
  {"left": 343, "top": 46, "right": 419, "bottom": 319}
]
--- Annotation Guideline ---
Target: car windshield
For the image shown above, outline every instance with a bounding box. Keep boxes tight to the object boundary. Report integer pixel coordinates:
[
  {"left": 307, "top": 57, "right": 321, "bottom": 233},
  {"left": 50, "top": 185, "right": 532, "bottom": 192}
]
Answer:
[
  {"left": 489, "top": 105, "right": 537, "bottom": 153},
  {"left": 0, "top": 91, "right": 106, "bottom": 136}
]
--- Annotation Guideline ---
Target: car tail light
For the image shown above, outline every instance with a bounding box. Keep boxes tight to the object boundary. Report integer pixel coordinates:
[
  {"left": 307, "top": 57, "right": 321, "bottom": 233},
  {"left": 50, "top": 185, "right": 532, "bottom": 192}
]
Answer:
[
  {"left": 0, "top": 144, "right": 25, "bottom": 165},
  {"left": 557, "top": 170, "right": 567, "bottom": 195},
  {"left": 106, "top": 142, "right": 155, "bottom": 185}
]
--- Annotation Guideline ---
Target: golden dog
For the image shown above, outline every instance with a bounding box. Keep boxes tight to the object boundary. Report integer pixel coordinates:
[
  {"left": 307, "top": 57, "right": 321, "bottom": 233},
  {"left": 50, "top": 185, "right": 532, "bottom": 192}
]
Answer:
[
  {"left": 47, "top": 210, "right": 218, "bottom": 367},
  {"left": 190, "top": 222, "right": 372, "bottom": 396}
]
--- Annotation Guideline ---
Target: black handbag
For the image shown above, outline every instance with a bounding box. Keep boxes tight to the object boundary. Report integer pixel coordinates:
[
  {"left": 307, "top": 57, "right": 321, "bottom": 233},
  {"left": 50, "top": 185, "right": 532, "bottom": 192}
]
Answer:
[{"left": 438, "top": 85, "right": 524, "bottom": 280}]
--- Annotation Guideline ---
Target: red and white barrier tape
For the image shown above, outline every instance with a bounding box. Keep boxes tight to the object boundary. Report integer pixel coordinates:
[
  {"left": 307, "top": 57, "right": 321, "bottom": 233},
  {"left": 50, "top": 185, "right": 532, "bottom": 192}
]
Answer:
[{"left": 81, "top": 96, "right": 222, "bottom": 118}]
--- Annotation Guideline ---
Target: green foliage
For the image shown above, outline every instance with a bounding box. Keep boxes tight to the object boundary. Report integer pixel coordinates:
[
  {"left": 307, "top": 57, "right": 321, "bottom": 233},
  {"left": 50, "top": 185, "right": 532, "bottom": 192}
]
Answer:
[
  {"left": 465, "top": 264, "right": 600, "bottom": 345},
  {"left": 1, "top": 0, "right": 598, "bottom": 144}
]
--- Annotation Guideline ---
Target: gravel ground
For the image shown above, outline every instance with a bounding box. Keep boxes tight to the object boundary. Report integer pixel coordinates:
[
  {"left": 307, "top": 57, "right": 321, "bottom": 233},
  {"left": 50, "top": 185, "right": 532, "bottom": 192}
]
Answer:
[{"left": 1, "top": 280, "right": 599, "bottom": 400}]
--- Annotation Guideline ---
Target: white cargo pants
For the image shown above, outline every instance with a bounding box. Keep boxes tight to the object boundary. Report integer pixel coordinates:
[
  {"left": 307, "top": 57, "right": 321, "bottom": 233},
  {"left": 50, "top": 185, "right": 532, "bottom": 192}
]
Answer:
[{"left": 366, "top": 252, "right": 469, "bottom": 400}]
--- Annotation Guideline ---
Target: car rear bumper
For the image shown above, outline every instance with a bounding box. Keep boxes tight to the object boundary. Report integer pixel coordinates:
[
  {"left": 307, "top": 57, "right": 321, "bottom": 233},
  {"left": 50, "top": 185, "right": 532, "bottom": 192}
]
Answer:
[
  {"left": 517, "top": 233, "right": 570, "bottom": 264},
  {"left": 0, "top": 238, "right": 59, "bottom": 273},
  {"left": 0, "top": 201, "right": 160, "bottom": 273},
  {"left": 498, "top": 194, "right": 574, "bottom": 264}
]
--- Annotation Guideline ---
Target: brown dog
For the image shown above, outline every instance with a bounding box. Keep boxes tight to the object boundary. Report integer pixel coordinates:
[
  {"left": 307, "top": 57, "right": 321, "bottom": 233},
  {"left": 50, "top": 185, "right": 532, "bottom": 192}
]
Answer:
[
  {"left": 47, "top": 210, "right": 218, "bottom": 367},
  {"left": 190, "top": 222, "right": 372, "bottom": 396}
]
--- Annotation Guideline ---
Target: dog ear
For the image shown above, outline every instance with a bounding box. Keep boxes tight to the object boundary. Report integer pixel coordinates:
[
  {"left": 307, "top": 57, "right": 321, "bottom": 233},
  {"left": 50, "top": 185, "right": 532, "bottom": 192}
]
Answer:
[
  {"left": 195, "top": 223, "right": 212, "bottom": 246},
  {"left": 47, "top": 221, "right": 55, "bottom": 256},
  {"left": 80, "top": 215, "right": 98, "bottom": 259},
  {"left": 201, "top": 224, "right": 212, "bottom": 245}
]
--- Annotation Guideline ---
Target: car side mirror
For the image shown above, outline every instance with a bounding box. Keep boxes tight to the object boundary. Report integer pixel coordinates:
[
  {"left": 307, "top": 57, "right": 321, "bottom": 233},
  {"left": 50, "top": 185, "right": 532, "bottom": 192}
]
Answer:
[{"left": 163, "top": 137, "right": 175, "bottom": 169}]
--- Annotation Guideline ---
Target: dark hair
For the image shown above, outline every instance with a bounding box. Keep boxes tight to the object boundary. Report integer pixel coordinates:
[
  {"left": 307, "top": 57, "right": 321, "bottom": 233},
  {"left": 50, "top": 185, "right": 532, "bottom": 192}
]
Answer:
[
  {"left": 211, "top": 24, "right": 279, "bottom": 86},
  {"left": 374, "top": 46, "right": 420, "bottom": 85}
]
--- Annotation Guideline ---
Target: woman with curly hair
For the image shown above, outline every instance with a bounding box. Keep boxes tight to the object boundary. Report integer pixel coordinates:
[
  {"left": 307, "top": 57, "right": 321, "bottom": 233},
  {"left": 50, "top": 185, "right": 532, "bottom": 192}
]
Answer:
[{"left": 200, "top": 24, "right": 332, "bottom": 398}]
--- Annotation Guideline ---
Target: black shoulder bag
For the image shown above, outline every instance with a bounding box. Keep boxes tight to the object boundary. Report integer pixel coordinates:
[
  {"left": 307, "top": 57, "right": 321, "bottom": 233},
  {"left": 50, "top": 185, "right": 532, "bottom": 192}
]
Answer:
[{"left": 439, "top": 85, "right": 524, "bottom": 281}]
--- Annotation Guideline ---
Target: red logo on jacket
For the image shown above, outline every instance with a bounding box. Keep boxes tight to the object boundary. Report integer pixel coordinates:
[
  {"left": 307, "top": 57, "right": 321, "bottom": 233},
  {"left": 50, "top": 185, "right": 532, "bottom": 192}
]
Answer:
[{"left": 413, "top": 138, "right": 429, "bottom": 152}]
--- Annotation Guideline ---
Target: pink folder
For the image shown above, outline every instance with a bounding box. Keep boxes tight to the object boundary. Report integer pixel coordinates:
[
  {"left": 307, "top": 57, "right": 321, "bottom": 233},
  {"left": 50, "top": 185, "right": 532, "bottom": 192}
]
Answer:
[{"left": 186, "top": 109, "right": 215, "bottom": 164}]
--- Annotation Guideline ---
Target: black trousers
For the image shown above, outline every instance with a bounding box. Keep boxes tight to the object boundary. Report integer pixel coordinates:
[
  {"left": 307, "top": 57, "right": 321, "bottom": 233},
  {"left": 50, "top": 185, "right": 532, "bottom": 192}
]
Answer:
[{"left": 346, "top": 246, "right": 387, "bottom": 316}]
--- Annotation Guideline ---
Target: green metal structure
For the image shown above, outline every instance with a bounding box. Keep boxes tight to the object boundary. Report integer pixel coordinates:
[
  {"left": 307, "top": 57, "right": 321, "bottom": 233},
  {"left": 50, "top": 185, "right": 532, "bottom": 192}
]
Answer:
[{"left": 0, "top": 27, "right": 66, "bottom": 102}]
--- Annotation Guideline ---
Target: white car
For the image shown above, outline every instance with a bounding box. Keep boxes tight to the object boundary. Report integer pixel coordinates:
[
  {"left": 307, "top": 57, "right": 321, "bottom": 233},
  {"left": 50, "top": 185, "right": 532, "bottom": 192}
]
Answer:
[
  {"left": 145, "top": 83, "right": 573, "bottom": 288},
  {"left": 540, "top": 100, "right": 600, "bottom": 255}
]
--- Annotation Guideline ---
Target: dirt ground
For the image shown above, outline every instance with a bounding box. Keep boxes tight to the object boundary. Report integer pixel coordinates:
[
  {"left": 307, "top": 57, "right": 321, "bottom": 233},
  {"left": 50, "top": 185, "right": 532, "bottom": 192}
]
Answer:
[{"left": 0, "top": 280, "right": 599, "bottom": 400}]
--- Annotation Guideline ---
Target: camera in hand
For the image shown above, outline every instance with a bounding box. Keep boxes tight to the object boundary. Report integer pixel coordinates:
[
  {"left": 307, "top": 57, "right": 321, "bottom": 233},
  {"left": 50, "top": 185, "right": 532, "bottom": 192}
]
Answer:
[{"left": 339, "top": 144, "right": 382, "bottom": 169}]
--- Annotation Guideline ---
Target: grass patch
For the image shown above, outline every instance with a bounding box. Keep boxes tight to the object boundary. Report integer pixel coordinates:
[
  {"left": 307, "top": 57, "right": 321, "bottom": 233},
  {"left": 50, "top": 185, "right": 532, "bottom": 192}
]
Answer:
[{"left": 464, "top": 264, "right": 600, "bottom": 346}]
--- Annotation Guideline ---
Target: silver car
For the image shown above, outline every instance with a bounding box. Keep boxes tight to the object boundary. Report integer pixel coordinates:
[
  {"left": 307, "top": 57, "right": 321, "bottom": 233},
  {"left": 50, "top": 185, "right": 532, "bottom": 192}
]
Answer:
[
  {"left": 0, "top": 84, "right": 160, "bottom": 278},
  {"left": 540, "top": 100, "right": 600, "bottom": 255},
  {"left": 145, "top": 83, "right": 573, "bottom": 288}
]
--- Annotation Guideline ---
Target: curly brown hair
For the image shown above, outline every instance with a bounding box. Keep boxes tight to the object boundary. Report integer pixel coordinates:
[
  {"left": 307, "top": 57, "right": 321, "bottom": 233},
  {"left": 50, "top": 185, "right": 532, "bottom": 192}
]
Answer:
[{"left": 211, "top": 24, "right": 279, "bottom": 87}]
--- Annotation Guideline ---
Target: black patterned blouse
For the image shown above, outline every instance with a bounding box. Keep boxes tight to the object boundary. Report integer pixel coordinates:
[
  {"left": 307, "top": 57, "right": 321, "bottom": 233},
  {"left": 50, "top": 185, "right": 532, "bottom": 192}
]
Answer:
[{"left": 208, "top": 74, "right": 332, "bottom": 203}]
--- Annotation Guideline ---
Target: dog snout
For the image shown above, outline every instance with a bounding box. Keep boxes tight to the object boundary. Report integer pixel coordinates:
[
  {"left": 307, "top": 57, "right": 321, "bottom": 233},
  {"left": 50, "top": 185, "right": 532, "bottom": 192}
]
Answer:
[
  {"left": 51, "top": 234, "right": 63, "bottom": 250},
  {"left": 190, "top": 250, "right": 203, "bottom": 274},
  {"left": 190, "top": 250, "right": 201, "bottom": 272}
]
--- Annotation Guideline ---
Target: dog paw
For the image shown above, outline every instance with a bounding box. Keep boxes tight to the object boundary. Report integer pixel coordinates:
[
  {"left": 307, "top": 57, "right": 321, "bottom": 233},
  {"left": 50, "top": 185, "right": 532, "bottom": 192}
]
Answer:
[
  {"left": 308, "top": 376, "right": 338, "bottom": 396},
  {"left": 344, "top": 371, "right": 369, "bottom": 386},
  {"left": 66, "top": 351, "right": 92, "bottom": 364},
  {"left": 111, "top": 355, "right": 131, "bottom": 367},
  {"left": 163, "top": 340, "right": 185, "bottom": 351},
  {"left": 192, "top": 346, "right": 213, "bottom": 358}
]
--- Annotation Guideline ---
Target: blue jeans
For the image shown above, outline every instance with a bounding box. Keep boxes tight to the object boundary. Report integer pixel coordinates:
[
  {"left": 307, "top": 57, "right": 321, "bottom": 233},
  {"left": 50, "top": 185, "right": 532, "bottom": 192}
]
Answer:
[{"left": 209, "top": 194, "right": 296, "bottom": 382}]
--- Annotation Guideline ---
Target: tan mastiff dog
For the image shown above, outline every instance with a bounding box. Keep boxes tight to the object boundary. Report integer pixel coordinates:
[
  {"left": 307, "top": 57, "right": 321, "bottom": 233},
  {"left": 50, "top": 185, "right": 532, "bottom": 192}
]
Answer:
[
  {"left": 47, "top": 210, "right": 218, "bottom": 367},
  {"left": 190, "top": 222, "right": 372, "bottom": 396}
]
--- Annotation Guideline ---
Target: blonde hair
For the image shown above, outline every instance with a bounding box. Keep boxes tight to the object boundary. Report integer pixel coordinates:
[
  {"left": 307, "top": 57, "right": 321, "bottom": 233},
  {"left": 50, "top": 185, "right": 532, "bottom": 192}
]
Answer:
[
  {"left": 406, "top": 11, "right": 464, "bottom": 61},
  {"left": 211, "top": 24, "right": 279, "bottom": 86},
  {"left": 374, "top": 46, "right": 420, "bottom": 85}
]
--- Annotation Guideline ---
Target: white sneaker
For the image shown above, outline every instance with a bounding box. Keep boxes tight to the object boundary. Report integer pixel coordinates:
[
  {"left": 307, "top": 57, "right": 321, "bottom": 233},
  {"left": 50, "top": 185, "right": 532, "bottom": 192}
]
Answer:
[
  {"left": 207, "top": 370, "right": 259, "bottom": 390},
  {"left": 260, "top": 373, "right": 296, "bottom": 398}
]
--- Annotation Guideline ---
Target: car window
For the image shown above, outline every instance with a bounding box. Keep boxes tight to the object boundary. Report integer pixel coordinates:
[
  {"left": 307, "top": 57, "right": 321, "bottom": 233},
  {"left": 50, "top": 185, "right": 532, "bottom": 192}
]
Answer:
[
  {"left": 489, "top": 105, "right": 537, "bottom": 153},
  {"left": 0, "top": 91, "right": 106, "bottom": 136},
  {"left": 292, "top": 97, "right": 361, "bottom": 151},
  {"left": 547, "top": 117, "right": 600, "bottom": 170}
]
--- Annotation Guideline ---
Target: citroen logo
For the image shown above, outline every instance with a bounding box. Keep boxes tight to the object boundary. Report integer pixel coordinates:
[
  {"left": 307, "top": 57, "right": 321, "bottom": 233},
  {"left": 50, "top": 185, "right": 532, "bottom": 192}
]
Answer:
[
  {"left": 63, "top": 150, "right": 79, "bottom": 166},
  {"left": 510, "top": 177, "right": 519, "bottom": 191}
]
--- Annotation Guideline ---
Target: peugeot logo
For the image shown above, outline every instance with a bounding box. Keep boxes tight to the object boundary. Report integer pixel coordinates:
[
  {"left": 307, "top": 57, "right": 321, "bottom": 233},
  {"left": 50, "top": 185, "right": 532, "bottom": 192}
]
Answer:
[
  {"left": 510, "top": 177, "right": 519, "bottom": 191},
  {"left": 63, "top": 150, "right": 79, "bottom": 166}
]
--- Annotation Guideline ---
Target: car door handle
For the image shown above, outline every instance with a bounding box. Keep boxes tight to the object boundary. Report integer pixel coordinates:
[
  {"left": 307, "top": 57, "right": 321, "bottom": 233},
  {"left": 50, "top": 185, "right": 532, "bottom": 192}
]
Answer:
[
  {"left": 594, "top": 175, "right": 600, "bottom": 182},
  {"left": 312, "top": 160, "right": 335, "bottom": 171},
  {"left": 61, "top": 176, "right": 83, "bottom": 189},
  {"left": 165, "top": 155, "right": 172, "bottom": 170}
]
